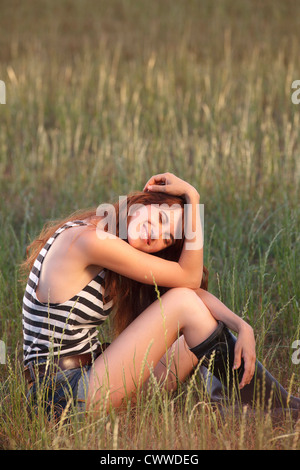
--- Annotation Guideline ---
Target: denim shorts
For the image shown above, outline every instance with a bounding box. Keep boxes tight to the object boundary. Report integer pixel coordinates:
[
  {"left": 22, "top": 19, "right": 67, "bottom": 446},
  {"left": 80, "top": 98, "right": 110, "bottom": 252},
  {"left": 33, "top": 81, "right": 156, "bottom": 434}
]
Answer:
[{"left": 26, "top": 363, "right": 92, "bottom": 420}]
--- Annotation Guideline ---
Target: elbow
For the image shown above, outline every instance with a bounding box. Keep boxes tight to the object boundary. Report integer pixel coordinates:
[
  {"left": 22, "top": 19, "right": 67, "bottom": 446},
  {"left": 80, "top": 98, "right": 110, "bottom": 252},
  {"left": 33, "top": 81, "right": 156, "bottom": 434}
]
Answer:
[{"left": 185, "top": 273, "right": 202, "bottom": 290}]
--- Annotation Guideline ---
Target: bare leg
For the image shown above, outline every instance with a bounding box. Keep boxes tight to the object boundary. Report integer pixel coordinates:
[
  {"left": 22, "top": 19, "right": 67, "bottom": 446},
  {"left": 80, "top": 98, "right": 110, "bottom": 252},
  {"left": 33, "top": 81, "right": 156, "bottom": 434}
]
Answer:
[
  {"left": 145, "top": 335, "right": 197, "bottom": 392},
  {"left": 87, "top": 287, "right": 217, "bottom": 410},
  {"left": 149, "top": 287, "right": 250, "bottom": 392}
]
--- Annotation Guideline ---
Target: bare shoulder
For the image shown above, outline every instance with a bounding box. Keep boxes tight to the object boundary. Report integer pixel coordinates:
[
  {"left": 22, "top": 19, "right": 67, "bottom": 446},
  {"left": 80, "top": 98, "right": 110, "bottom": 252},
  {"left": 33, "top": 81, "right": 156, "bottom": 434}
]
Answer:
[
  {"left": 75, "top": 226, "right": 126, "bottom": 263},
  {"left": 41, "top": 223, "right": 97, "bottom": 267}
]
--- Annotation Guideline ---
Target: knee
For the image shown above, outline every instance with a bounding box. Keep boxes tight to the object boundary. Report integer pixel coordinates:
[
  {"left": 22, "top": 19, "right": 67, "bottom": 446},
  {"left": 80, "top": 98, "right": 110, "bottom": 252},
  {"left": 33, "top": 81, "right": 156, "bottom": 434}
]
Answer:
[
  {"left": 162, "top": 287, "right": 199, "bottom": 308},
  {"left": 162, "top": 287, "right": 215, "bottom": 323}
]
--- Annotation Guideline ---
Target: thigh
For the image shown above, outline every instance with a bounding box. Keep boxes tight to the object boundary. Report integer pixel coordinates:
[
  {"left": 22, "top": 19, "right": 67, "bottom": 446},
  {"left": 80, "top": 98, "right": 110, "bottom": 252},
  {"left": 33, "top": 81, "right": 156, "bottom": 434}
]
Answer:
[{"left": 86, "top": 293, "right": 180, "bottom": 409}]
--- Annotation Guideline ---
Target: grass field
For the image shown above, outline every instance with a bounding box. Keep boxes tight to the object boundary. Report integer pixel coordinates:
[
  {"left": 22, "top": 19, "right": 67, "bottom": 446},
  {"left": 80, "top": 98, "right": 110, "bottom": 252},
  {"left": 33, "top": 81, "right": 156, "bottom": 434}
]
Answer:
[{"left": 0, "top": 0, "right": 299, "bottom": 450}]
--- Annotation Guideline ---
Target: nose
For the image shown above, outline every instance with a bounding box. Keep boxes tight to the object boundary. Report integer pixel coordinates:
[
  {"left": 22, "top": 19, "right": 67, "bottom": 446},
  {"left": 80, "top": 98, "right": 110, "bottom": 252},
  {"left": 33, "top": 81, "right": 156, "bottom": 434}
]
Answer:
[{"left": 150, "top": 222, "right": 160, "bottom": 240}]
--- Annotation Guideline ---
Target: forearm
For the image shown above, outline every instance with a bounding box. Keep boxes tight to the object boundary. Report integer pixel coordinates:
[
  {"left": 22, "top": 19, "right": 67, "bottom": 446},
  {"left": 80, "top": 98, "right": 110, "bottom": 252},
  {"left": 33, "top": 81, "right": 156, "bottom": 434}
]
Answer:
[
  {"left": 178, "top": 190, "right": 203, "bottom": 287},
  {"left": 143, "top": 173, "right": 203, "bottom": 287},
  {"left": 195, "top": 288, "right": 253, "bottom": 334}
]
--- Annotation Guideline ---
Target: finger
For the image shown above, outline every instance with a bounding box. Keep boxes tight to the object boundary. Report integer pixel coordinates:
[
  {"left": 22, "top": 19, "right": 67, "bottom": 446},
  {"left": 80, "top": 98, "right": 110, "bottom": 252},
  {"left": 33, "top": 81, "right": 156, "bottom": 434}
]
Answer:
[
  {"left": 146, "top": 183, "right": 167, "bottom": 192},
  {"left": 143, "top": 173, "right": 168, "bottom": 191},
  {"left": 239, "top": 366, "right": 249, "bottom": 389},
  {"left": 233, "top": 344, "right": 246, "bottom": 388},
  {"left": 240, "top": 371, "right": 252, "bottom": 389},
  {"left": 246, "top": 356, "right": 256, "bottom": 385},
  {"left": 239, "top": 356, "right": 255, "bottom": 389},
  {"left": 233, "top": 344, "right": 242, "bottom": 372}
]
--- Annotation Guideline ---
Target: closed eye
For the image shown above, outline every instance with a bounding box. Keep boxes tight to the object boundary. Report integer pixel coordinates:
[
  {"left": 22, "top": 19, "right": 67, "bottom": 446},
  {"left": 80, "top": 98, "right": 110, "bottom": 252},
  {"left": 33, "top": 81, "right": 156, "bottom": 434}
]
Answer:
[
  {"left": 159, "top": 211, "right": 168, "bottom": 225},
  {"left": 159, "top": 211, "right": 174, "bottom": 246}
]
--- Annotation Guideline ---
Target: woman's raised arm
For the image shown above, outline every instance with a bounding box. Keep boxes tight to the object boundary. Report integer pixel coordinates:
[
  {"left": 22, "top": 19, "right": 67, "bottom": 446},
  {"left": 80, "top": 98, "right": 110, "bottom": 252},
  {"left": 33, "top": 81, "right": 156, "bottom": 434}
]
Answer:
[
  {"left": 76, "top": 229, "right": 200, "bottom": 289},
  {"left": 144, "top": 173, "right": 203, "bottom": 287},
  {"left": 76, "top": 172, "right": 204, "bottom": 289}
]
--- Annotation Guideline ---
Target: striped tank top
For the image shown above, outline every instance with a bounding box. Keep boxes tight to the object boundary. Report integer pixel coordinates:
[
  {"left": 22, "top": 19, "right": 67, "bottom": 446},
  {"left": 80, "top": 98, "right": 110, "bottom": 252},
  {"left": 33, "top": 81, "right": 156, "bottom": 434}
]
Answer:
[{"left": 22, "top": 220, "right": 114, "bottom": 366}]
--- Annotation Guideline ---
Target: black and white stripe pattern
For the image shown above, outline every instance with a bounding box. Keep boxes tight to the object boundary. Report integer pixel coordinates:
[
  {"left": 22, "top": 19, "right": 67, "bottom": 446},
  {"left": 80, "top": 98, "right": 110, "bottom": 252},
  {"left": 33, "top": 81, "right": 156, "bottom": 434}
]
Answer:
[{"left": 22, "top": 221, "right": 113, "bottom": 366}]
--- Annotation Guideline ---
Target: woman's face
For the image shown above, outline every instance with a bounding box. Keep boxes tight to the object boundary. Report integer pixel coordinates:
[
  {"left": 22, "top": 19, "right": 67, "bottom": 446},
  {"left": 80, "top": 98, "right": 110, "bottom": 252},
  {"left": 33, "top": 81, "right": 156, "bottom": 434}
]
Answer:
[{"left": 127, "top": 204, "right": 183, "bottom": 253}]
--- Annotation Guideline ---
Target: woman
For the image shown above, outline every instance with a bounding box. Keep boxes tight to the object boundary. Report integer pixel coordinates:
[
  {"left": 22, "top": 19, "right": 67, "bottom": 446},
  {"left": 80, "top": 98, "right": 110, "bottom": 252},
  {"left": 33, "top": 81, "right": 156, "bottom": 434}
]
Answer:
[{"left": 22, "top": 173, "right": 299, "bottom": 418}]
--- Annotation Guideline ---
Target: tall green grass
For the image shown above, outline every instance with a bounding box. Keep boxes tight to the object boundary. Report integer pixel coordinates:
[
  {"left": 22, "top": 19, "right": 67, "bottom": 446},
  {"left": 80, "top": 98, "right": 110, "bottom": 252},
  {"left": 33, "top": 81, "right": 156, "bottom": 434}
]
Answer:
[{"left": 0, "top": 0, "right": 299, "bottom": 450}]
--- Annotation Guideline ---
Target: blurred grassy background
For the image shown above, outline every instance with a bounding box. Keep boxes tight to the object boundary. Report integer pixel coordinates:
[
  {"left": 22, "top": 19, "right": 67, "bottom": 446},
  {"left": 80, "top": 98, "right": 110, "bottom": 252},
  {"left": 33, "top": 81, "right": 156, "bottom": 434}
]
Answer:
[{"left": 0, "top": 0, "right": 299, "bottom": 449}]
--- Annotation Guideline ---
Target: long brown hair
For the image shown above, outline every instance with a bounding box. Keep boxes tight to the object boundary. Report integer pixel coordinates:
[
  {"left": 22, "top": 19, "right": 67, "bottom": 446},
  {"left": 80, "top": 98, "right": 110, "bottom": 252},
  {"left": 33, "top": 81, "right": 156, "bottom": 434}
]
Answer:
[{"left": 21, "top": 191, "right": 209, "bottom": 337}]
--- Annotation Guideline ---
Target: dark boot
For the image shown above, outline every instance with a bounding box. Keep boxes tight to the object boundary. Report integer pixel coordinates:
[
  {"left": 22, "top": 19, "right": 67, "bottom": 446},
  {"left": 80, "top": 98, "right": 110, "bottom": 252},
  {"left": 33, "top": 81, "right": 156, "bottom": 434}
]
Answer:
[
  {"left": 190, "top": 321, "right": 300, "bottom": 412},
  {"left": 198, "top": 365, "right": 225, "bottom": 404}
]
